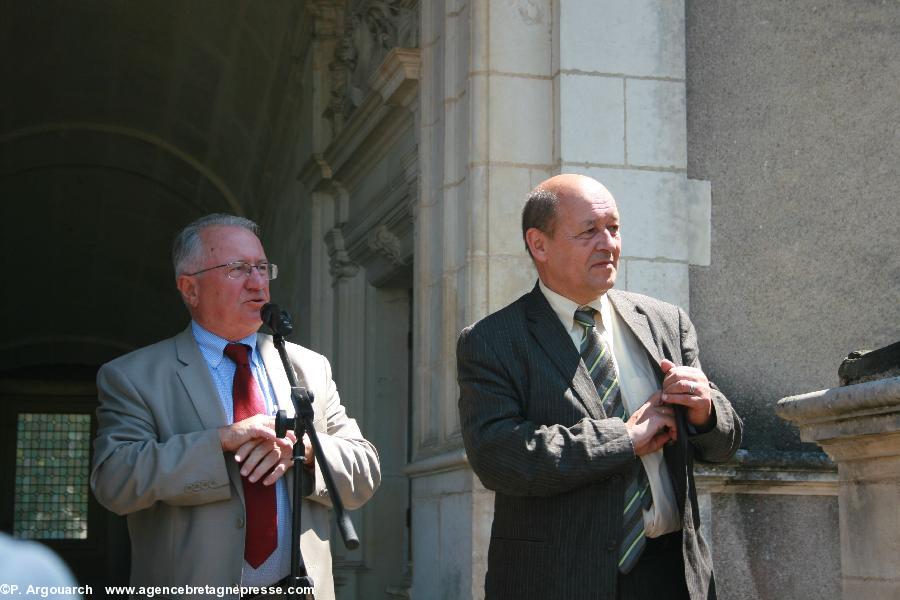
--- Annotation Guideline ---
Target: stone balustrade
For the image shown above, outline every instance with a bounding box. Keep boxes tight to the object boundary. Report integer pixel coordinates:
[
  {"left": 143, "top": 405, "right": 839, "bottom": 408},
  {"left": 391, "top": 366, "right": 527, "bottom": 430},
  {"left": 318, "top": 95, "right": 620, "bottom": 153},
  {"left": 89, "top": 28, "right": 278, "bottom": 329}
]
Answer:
[{"left": 777, "top": 374, "right": 900, "bottom": 600}]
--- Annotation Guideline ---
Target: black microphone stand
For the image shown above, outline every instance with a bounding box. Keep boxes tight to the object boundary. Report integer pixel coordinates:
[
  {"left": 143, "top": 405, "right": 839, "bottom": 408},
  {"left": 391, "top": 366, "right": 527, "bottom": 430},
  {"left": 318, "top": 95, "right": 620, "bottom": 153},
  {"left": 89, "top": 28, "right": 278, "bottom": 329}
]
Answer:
[{"left": 262, "top": 304, "right": 360, "bottom": 600}]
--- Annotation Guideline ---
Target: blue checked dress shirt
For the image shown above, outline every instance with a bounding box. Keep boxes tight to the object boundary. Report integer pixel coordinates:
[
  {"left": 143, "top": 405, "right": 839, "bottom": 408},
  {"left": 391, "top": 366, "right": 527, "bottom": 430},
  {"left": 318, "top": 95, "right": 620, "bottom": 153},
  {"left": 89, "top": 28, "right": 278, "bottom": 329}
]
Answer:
[{"left": 191, "top": 322, "right": 290, "bottom": 586}]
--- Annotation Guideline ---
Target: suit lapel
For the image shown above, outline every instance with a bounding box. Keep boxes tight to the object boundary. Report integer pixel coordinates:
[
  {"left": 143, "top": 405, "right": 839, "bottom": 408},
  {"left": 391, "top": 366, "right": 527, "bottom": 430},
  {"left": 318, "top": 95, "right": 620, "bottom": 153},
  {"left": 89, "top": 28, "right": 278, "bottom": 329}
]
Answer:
[
  {"left": 525, "top": 284, "right": 604, "bottom": 419},
  {"left": 607, "top": 290, "right": 665, "bottom": 371},
  {"left": 174, "top": 327, "right": 248, "bottom": 506},
  {"left": 174, "top": 326, "right": 229, "bottom": 430}
]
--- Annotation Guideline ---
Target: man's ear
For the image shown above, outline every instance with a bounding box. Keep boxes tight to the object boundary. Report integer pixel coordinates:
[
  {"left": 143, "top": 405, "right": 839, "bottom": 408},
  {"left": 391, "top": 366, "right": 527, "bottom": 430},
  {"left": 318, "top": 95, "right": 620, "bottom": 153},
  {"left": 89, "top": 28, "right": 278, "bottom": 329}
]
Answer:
[
  {"left": 176, "top": 275, "right": 199, "bottom": 308},
  {"left": 525, "top": 228, "right": 549, "bottom": 262}
]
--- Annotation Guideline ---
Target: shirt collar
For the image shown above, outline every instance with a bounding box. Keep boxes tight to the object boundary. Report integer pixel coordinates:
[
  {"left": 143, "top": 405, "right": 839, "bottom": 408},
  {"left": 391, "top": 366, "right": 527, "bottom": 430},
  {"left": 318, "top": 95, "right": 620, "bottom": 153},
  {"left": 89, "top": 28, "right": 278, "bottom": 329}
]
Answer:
[
  {"left": 538, "top": 279, "right": 612, "bottom": 332},
  {"left": 190, "top": 321, "right": 260, "bottom": 369}
]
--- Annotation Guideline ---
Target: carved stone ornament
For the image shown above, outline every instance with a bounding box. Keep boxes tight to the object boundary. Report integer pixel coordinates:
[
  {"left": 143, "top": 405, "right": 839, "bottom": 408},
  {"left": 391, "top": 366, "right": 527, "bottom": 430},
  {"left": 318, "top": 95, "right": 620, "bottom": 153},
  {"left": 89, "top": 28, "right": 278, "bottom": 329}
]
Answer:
[
  {"left": 517, "top": 0, "right": 546, "bottom": 25},
  {"left": 367, "top": 224, "right": 405, "bottom": 266},
  {"left": 324, "top": 228, "right": 360, "bottom": 281},
  {"left": 325, "top": 0, "right": 419, "bottom": 130}
]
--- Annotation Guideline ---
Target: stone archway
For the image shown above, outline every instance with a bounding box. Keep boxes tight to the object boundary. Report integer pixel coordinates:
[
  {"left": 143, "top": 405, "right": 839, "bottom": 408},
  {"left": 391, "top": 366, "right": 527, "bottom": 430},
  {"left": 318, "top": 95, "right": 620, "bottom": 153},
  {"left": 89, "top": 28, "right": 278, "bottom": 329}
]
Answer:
[
  {"left": 1, "top": 2, "right": 314, "bottom": 591},
  {"left": 0, "top": 127, "right": 235, "bottom": 370}
]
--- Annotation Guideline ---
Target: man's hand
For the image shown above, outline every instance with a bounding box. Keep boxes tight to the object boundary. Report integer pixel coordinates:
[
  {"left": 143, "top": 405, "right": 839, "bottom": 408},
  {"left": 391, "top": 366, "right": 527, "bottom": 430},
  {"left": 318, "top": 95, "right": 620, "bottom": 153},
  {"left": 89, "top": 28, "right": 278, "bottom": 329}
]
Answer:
[
  {"left": 659, "top": 359, "right": 713, "bottom": 428},
  {"left": 218, "top": 415, "right": 298, "bottom": 486},
  {"left": 300, "top": 433, "right": 315, "bottom": 472},
  {"left": 218, "top": 414, "right": 281, "bottom": 452},
  {"left": 625, "top": 393, "right": 677, "bottom": 456}
]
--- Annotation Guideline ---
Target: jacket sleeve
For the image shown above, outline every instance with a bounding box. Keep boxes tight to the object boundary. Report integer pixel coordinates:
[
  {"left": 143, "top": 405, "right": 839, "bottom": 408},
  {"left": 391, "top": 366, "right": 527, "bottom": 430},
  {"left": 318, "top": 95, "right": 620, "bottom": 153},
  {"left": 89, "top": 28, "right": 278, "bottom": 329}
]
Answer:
[
  {"left": 300, "top": 351, "right": 381, "bottom": 510},
  {"left": 677, "top": 307, "right": 743, "bottom": 463},
  {"left": 90, "top": 361, "right": 231, "bottom": 515},
  {"left": 457, "top": 325, "right": 636, "bottom": 498}
]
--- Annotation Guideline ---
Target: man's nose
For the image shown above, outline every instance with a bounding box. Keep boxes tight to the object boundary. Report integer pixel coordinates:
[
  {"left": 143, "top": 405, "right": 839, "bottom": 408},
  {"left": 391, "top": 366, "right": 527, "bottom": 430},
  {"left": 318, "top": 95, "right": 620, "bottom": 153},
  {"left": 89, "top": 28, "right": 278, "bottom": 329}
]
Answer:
[
  {"left": 245, "top": 266, "right": 267, "bottom": 287},
  {"left": 594, "top": 229, "right": 616, "bottom": 250}
]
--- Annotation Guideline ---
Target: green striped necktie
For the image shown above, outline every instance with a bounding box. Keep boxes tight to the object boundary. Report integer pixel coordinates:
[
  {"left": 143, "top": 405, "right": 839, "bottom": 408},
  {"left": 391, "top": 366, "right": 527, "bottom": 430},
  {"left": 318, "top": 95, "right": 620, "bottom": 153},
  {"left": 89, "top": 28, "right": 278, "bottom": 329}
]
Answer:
[{"left": 574, "top": 306, "right": 652, "bottom": 575}]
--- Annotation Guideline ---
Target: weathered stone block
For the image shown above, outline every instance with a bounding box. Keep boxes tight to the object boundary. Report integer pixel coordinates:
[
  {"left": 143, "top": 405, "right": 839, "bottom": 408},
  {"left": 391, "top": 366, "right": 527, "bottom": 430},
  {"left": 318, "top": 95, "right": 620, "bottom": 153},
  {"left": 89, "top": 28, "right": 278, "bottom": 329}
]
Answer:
[
  {"left": 623, "top": 259, "right": 689, "bottom": 310},
  {"left": 626, "top": 78, "right": 687, "bottom": 168},
  {"left": 557, "top": 0, "right": 685, "bottom": 78},
  {"left": 839, "top": 341, "right": 900, "bottom": 386},
  {"left": 557, "top": 74, "right": 625, "bottom": 165},
  {"left": 487, "top": 165, "right": 535, "bottom": 256},
  {"left": 488, "top": 0, "right": 552, "bottom": 76},
  {"left": 488, "top": 75, "right": 553, "bottom": 165}
]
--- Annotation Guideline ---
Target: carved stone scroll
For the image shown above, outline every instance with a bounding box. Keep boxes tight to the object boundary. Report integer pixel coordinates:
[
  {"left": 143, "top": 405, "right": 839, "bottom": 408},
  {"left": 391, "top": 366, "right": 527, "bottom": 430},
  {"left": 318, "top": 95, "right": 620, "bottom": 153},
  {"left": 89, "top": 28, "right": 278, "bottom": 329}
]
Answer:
[
  {"left": 367, "top": 224, "right": 405, "bottom": 266},
  {"left": 324, "top": 227, "right": 360, "bottom": 281}
]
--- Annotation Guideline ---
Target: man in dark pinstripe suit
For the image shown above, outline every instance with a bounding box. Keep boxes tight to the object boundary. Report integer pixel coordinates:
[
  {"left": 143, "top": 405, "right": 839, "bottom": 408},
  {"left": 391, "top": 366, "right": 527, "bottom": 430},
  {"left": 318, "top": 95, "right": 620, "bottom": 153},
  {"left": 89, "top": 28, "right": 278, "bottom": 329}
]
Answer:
[{"left": 457, "top": 174, "right": 742, "bottom": 600}]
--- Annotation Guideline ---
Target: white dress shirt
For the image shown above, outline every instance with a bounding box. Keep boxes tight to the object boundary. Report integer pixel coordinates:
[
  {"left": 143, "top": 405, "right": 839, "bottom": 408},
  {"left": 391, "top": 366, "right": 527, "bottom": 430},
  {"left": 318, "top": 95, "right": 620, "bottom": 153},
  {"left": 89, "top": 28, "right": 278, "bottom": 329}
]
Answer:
[{"left": 538, "top": 280, "right": 681, "bottom": 537}]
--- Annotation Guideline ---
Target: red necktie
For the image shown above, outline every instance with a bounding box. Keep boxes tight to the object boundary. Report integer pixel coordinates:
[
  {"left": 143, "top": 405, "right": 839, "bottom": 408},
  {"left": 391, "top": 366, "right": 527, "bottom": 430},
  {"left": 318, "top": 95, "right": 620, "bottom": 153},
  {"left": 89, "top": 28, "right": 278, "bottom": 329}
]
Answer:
[{"left": 224, "top": 343, "right": 277, "bottom": 568}]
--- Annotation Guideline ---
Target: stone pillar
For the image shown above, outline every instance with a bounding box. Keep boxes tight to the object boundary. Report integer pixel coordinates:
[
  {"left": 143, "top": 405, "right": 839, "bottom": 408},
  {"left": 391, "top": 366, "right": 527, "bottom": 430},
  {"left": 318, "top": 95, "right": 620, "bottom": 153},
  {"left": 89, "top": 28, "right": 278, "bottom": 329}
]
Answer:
[
  {"left": 412, "top": 1, "right": 555, "bottom": 596},
  {"left": 777, "top": 376, "right": 900, "bottom": 600},
  {"left": 554, "top": 0, "right": 710, "bottom": 309}
]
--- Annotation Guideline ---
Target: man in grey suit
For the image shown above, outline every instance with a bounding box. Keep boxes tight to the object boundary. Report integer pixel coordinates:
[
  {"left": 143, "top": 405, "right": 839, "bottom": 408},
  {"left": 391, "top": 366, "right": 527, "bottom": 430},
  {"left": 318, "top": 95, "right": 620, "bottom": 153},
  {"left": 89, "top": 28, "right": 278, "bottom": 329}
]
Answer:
[
  {"left": 91, "top": 214, "right": 380, "bottom": 599},
  {"left": 458, "top": 174, "right": 742, "bottom": 600}
]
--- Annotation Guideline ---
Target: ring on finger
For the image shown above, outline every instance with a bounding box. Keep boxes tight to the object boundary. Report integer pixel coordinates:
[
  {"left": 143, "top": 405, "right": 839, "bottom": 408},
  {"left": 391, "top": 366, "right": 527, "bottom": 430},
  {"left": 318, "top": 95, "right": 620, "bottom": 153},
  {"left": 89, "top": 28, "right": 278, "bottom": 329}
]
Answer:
[{"left": 687, "top": 381, "right": 696, "bottom": 394}]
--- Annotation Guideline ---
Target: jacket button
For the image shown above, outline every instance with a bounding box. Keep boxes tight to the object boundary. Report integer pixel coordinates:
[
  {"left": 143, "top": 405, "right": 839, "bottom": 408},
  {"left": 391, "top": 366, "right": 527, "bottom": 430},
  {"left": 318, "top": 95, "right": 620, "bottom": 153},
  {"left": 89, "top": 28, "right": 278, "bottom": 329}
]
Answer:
[{"left": 235, "top": 517, "right": 245, "bottom": 528}]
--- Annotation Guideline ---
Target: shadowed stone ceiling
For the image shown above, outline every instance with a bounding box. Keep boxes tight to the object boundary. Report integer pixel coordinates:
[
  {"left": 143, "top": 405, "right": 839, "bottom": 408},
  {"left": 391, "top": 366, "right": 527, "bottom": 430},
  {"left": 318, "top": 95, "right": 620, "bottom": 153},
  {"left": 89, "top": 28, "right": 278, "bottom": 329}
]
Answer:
[{"left": 0, "top": 0, "right": 312, "bottom": 370}]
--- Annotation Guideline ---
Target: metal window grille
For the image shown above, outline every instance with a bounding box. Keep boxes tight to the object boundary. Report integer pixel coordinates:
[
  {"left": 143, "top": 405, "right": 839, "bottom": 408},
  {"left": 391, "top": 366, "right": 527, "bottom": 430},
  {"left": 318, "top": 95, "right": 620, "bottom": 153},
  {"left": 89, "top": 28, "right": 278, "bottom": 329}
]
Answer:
[{"left": 13, "top": 413, "right": 91, "bottom": 539}]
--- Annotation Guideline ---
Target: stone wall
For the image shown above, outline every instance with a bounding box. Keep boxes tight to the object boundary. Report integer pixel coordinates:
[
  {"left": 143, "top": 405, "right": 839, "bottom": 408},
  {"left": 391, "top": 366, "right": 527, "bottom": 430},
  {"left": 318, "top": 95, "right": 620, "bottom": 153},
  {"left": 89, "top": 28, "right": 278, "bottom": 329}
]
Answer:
[
  {"left": 685, "top": 0, "right": 900, "bottom": 452},
  {"left": 685, "top": 1, "right": 900, "bottom": 597}
]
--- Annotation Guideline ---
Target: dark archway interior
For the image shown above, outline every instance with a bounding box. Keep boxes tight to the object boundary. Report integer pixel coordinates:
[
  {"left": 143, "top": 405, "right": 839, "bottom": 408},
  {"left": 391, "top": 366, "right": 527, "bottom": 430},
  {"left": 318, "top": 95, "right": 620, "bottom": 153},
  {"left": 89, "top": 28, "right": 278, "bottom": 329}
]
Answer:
[
  {"left": 1, "top": 2, "right": 312, "bottom": 589},
  {"left": 1, "top": 0, "right": 310, "bottom": 367}
]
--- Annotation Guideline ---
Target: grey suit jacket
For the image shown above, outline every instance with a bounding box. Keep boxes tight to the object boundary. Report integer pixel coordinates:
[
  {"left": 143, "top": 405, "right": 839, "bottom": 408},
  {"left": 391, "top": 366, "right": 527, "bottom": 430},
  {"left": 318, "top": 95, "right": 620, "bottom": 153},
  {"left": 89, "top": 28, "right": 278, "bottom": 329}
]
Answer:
[
  {"left": 91, "top": 326, "right": 381, "bottom": 599},
  {"left": 457, "top": 284, "right": 742, "bottom": 600}
]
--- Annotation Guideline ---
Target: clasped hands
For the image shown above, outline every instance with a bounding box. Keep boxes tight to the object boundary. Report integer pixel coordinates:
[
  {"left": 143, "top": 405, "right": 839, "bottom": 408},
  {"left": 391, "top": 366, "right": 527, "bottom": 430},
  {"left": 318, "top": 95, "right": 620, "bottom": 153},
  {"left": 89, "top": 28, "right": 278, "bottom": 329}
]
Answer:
[
  {"left": 218, "top": 414, "right": 314, "bottom": 486},
  {"left": 625, "top": 359, "right": 713, "bottom": 456}
]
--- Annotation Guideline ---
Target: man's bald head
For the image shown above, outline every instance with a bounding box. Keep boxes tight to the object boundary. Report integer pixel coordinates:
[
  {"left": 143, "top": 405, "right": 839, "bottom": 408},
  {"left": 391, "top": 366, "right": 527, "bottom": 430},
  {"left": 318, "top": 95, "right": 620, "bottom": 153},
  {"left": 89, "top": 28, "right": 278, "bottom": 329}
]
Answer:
[
  {"left": 537, "top": 174, "right": 615, "bottom": 202},
  {"left": 521, "top": 174, "right": 617, "bottom": 257}
]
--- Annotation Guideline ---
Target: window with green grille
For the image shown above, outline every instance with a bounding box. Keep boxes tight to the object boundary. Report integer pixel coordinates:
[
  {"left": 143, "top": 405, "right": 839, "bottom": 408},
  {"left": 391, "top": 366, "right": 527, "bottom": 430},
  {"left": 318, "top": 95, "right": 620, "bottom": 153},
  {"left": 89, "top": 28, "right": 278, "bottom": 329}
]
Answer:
[{"left": 13, "top": 413, "right": 91, "bottom": 539}]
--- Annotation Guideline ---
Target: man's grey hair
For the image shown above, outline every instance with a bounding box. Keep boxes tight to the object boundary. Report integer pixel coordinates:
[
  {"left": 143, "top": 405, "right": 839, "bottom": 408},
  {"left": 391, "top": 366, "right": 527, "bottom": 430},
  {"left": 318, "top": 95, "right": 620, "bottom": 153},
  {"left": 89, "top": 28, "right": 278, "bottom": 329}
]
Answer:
[
  {"left": 521, "top": 188, "right": 560, "bottom": 258},
  {"left": 172, "top": 213, "right": 260, "bottom": 276}
]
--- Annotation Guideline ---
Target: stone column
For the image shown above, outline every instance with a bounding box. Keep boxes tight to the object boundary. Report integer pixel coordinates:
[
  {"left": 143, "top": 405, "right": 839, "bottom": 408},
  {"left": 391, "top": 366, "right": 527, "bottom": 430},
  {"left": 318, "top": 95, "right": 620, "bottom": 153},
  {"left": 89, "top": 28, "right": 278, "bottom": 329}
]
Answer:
[
  {"left": 777, "top": 376, "right": 900, "bottom": 600},
  {"left": 554, "top": 0, "right": 711, "bottom": 308},
  {"left": 412, "top": 1, "right": 555, "bottom": 596}
]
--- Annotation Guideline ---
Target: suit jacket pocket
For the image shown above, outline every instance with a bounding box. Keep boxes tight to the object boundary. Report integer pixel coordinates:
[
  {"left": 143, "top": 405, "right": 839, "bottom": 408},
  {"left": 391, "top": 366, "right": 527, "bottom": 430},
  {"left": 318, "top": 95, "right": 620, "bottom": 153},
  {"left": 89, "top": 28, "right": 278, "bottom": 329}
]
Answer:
[{"left": 486, "top": 537, "right": 550, "bottom": 599}]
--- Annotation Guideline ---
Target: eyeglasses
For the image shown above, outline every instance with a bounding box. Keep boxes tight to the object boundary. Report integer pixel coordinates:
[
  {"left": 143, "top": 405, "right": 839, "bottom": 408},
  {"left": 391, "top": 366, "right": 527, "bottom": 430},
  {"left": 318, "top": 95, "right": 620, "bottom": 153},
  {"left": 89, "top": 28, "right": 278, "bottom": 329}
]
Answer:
[{"left": 188, "top": 261, "right": 278, "bottom": 280}]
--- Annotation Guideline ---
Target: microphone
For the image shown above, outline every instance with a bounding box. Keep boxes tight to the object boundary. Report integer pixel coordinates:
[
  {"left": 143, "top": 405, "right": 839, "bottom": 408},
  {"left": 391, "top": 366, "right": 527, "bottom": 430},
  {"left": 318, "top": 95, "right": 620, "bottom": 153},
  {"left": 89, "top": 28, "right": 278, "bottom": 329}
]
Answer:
[{"left": 261, "top": 303, "right": 294, "bottom": 336}]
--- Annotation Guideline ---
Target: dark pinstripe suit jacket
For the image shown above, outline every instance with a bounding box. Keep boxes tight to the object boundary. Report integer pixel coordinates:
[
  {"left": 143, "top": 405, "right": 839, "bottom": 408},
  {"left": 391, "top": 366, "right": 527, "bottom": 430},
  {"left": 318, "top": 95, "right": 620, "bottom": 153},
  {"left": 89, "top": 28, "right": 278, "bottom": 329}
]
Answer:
[{"left": 457, "top": 283, "right": 742, "bottom": 600}]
